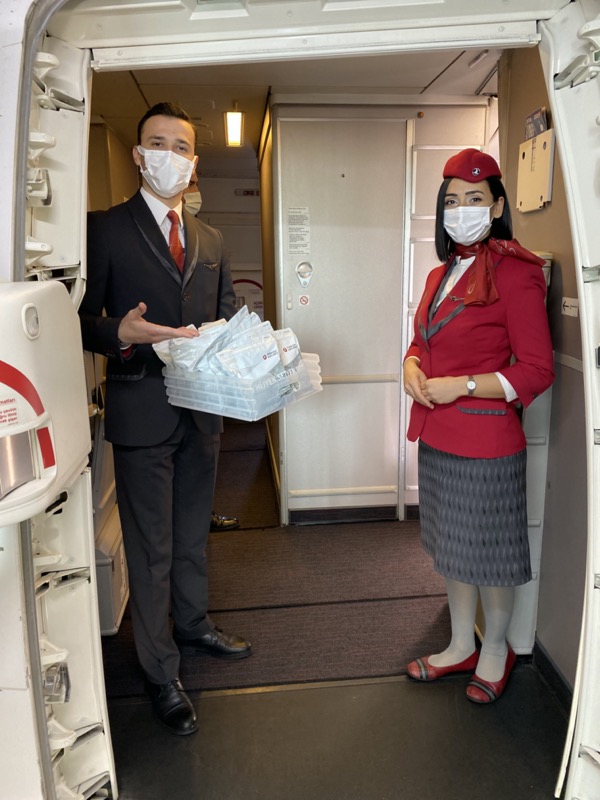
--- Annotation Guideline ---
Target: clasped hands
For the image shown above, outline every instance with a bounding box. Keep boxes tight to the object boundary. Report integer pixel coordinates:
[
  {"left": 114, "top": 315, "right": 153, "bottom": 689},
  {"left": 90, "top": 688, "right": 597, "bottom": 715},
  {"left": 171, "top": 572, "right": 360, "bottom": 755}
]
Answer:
[
  {"left": 403, "top": 359, "right": 465, "bottom": 409},
  {"left": 117, "top": 302, "right": 200, "bottom": 345}
]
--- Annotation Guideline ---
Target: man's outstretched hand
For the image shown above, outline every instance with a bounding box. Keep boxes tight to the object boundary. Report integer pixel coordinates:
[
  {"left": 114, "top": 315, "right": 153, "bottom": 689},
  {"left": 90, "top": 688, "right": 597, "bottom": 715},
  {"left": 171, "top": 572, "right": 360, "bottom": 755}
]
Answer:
[{"left": 117, "top": 302, "right": 200, "bottom": 345}]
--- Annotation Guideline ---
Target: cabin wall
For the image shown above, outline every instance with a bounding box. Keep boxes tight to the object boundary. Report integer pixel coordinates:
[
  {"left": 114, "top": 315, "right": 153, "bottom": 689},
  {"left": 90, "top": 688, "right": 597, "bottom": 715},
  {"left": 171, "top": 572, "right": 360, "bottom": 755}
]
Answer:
[
  {"left": 499, "top": 46, "right": 586, "bottom": 688},
  {"left": 88, "top": 123, "right": 138, "bottom": 211},
  {"left": 257, "top": 103, "right": 279, "bottom": 475},
  {"left": 196, "top": 177, "right": 263, "bottom": 317}
]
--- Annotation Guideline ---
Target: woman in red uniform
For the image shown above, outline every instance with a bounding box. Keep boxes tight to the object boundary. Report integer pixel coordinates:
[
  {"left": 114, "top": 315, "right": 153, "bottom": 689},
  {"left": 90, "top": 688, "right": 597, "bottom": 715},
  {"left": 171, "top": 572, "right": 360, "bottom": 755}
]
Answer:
[{"left": 403, "top": 149, "right": 554, "bottom": 703}]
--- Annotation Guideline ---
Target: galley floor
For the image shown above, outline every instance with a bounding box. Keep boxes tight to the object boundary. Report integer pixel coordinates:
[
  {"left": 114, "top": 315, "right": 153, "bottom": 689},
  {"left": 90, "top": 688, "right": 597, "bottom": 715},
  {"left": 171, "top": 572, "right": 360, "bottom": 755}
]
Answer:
[{"left": 107, "top": 662, "right": 568, "bottom": 800}]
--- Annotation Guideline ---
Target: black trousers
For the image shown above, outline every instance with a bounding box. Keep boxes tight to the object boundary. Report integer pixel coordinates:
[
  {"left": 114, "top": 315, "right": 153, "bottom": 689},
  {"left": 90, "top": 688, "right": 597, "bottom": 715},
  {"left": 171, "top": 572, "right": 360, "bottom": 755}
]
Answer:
[{"left": 113, "top": 410, "right": 220, "bottom": 684}]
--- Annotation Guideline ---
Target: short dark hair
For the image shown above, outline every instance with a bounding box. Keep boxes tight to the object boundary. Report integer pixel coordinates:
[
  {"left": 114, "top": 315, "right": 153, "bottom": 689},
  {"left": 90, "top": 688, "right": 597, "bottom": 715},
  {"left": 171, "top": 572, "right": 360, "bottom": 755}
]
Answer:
[
  {"left": 137, "top": 102, "right": 196, "bottom": 146},
  {"left": 434, "top": 175, "right": 513, "bottom": 262}
]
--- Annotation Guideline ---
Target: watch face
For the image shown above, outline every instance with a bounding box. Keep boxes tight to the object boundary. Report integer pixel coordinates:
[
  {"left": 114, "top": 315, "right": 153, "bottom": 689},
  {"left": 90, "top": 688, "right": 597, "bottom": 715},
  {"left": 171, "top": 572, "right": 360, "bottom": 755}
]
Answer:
[{"left": 467, "top": 379, "right": 476, "bottom": 391}]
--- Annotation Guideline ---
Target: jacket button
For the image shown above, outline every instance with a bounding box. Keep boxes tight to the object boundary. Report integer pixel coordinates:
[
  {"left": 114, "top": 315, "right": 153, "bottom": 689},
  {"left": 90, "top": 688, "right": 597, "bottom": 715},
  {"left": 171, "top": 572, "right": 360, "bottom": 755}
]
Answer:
[{"left": 182, "top": 293, "right": 190, "bottom": 302}]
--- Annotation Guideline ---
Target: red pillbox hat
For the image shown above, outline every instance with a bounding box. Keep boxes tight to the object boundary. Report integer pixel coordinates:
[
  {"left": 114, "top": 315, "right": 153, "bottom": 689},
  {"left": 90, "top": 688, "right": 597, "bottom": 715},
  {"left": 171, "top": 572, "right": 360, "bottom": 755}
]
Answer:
[{"left": 443, "top": 148, "right": 502, "bottom": 182}]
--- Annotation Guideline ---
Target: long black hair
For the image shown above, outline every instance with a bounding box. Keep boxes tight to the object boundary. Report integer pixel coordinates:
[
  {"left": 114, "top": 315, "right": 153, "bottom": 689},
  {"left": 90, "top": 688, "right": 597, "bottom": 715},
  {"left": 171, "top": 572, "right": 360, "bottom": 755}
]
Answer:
[{"left": 434, "top": 176, "right": 513, "bottom": 262}]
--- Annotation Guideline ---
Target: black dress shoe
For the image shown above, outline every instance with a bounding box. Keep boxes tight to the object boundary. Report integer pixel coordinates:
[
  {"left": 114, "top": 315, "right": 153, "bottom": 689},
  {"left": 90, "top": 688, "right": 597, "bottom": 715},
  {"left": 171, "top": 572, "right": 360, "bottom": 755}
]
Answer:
[
  {"left": 173, "top": 626, "right": 252, "bottom": 660},
  {"left": 144, "top": 678, "right": 199, "bottom": 735},
  {"left": 210, "top": 512, "right": 240, "bottom": 531}
]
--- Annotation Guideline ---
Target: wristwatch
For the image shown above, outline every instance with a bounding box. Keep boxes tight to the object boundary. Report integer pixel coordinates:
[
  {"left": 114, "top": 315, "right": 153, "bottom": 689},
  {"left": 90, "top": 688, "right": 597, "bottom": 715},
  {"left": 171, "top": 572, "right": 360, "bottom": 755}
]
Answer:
[{"left": 466, "top": 375, "right": 477, "bottom": 396}]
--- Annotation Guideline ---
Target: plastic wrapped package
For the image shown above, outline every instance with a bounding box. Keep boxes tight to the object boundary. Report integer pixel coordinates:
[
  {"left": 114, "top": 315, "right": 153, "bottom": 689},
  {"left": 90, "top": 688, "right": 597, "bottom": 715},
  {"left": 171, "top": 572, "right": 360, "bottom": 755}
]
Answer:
[
  {"left": 154, "top": 307, "right": 322, "bottom": 421},
  {"left": 161, "top": 352, "right": 322, "bottom": 421}
]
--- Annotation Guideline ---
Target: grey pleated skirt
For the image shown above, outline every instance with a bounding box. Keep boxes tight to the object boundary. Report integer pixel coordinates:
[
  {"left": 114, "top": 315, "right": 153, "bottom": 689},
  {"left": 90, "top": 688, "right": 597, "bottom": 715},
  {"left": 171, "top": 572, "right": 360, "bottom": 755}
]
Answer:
[{"left": 418, "top": 440, "right": 531, "bottom": 587}]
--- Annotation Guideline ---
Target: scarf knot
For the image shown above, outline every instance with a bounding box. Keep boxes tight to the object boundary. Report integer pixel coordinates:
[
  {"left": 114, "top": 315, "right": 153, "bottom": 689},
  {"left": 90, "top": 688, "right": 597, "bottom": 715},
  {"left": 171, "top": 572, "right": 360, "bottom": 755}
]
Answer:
[{"left": 451, "top": 238, "right": 545, "bottom": 306}]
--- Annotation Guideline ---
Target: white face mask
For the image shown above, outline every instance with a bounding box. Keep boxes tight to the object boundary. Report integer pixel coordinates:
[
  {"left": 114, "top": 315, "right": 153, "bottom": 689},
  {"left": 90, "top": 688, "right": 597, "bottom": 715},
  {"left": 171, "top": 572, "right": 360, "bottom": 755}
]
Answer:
[
  {"left": 443, "top": 205, "right": 493, "bottom": 246},
  {"left": 184, "top": 191, "right": 202, "bottom": 216},
  {"left": 137, "top": 146, "right": 195, "bottom": 198}
]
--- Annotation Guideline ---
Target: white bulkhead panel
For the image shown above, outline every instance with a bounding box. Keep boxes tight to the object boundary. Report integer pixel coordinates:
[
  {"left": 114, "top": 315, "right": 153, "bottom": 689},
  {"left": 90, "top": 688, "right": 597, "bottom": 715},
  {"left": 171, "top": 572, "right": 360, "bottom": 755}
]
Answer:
[
  {"left": 537, "top": 2, "right": 600, "bottom": 797},
  {"left": 0, "top": 282, "right": 90, "bottom": 524},
  {"left": 26, "top": 33, "right": 91, "bottom": 304}
]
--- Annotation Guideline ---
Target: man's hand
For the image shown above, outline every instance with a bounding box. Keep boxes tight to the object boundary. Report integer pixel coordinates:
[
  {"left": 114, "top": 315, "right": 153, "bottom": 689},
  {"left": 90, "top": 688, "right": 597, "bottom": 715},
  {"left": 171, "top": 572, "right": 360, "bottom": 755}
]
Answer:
[{"left": 117, "top": 302, "right": 200, "bottom": 345}]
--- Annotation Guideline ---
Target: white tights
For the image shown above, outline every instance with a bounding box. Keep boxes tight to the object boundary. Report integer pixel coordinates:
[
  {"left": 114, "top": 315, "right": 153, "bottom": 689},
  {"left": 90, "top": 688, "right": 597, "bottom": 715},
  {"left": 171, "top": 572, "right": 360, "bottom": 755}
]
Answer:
[{"left": 428, "top": 578, "right": 515, "bottom": 682}]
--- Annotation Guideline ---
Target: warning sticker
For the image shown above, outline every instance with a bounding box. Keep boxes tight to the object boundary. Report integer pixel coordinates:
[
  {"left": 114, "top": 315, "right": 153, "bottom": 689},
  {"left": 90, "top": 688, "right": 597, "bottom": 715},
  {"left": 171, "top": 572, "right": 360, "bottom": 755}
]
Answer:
[
  {"left": 0, "top": 396, "right": 19, "bottom": 427},
  {"left": 288, "top": 207, "right": 310, "bottom": 255}
]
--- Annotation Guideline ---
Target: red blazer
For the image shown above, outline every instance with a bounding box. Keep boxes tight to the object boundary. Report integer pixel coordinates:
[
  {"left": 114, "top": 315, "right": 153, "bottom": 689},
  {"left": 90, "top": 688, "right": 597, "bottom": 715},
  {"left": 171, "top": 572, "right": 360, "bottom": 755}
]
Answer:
[{"left": 405, "top": 253, "right": 554, "bottom": 458}]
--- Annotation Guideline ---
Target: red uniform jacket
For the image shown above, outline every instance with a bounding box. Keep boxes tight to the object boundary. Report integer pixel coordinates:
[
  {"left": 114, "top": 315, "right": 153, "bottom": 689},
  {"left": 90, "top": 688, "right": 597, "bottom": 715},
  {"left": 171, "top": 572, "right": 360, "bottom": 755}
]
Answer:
[{"left": 405, "top": 253, "right": 554, "bottom": 458}]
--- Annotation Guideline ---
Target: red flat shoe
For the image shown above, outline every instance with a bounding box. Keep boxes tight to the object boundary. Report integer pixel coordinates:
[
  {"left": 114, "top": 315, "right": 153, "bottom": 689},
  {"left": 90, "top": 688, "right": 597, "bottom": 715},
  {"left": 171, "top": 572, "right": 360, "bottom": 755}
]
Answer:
[
  {"left": 406, "top": 650, "right": 479, "bottom": 682},
  {"left": 466, "top": 645, "right": 517, "bottom": 703}
]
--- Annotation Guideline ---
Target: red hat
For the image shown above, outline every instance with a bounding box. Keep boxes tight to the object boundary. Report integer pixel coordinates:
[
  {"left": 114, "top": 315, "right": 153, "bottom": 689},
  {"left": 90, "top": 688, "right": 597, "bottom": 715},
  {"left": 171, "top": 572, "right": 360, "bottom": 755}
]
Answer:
[{"left": 443, "top": 148, "right": 502, "bottom": 182}]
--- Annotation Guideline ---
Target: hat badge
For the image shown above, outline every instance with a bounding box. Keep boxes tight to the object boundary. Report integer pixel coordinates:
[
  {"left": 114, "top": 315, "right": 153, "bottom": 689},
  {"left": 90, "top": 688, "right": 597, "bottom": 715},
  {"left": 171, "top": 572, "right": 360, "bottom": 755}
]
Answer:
[{"left": 472, "top": 167, "right": 481, "bottom": 176}]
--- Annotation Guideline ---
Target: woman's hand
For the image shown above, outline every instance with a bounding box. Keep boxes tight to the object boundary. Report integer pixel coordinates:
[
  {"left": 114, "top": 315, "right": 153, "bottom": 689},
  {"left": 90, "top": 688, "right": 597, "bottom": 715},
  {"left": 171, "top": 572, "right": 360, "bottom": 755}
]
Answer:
[
  {"left": 118, "top": 302, "right": 200, "bottom": 345},
  {"left": 403, "top": 359, "right": 434, "bottom": 409},
  {"left": 404, "top": 366, "right": 506, "bottom": 407},
  {"left": 420, "top": 376, "right": 465, "bottom": 405}
]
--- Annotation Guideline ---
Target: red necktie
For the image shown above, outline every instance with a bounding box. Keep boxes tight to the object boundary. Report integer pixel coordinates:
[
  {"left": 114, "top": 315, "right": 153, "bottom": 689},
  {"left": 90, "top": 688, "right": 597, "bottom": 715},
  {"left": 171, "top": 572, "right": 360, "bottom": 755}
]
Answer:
[{"left": 167, "top": 210, "right": 185, "bottom": 273}]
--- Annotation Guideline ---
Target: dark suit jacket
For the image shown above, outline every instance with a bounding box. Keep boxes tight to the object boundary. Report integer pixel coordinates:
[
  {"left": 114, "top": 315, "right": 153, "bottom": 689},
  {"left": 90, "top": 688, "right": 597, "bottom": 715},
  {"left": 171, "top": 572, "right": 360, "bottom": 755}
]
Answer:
[
  {"left": 404, "top": 253, "right": 554, "bottom": 459},
  {"left": 79, "top": 190, "right": 236, "bottom": 446}
]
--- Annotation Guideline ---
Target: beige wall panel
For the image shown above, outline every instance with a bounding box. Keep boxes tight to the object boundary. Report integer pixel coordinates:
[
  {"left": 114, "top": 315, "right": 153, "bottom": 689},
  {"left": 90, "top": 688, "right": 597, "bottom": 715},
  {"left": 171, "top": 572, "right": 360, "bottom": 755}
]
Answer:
[
  {"left": 88, "top": 124, "right": 138, "bottom": 211},
  {"left": 106, "top": 128, "right": 138, "bottom": 206},
  {"left": 536, "top": 363, "right": 586, "bottom": 686},
  {"left": 500, "top": 46, "right": 585, "bottom": 687},
  {"left": 87, "top": 124, "right": 111, "bottom": 212},
  {"left": 413, "top": 104, "right": 488, "bottom": 146},
  {"left": 500, "top": 48, "right": 580, "bottom": 361}
]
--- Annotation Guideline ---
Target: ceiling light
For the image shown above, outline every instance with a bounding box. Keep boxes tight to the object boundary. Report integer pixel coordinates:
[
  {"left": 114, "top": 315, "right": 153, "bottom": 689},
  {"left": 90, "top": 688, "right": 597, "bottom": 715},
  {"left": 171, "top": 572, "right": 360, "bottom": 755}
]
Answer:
[
  {"left": 468, "top": 50, "right": 490, "bottom": 69},
  {"left": 224, "top": 102, "right": 244, "bottom": 147}
]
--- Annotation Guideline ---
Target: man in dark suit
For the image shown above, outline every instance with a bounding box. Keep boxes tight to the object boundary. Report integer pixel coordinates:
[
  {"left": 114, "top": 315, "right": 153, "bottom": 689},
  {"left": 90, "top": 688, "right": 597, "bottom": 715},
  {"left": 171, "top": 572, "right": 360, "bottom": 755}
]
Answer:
[{"left": 79, "top": 102, "right": 252, "bottom": 736}]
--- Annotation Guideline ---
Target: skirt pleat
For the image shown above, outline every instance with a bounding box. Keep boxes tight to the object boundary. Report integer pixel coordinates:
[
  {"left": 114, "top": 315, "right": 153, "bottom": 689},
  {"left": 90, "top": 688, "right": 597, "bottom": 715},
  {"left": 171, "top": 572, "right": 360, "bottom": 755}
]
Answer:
[{"left": 418, "top": 440, "right": 531, "bottom": 587}]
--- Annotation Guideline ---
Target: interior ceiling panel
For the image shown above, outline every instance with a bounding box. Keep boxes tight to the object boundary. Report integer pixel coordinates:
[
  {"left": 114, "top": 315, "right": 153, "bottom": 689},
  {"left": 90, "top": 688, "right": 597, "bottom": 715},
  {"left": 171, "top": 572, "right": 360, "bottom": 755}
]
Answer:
[
  {"left": 52, "top": 0, "right": 567, "bottom": 178},
  {"left": 90, "top": 46, "right": 500, "bottom": 171},
  {"left": 51, "top": 0, "right": 570, "bottom": 49}
]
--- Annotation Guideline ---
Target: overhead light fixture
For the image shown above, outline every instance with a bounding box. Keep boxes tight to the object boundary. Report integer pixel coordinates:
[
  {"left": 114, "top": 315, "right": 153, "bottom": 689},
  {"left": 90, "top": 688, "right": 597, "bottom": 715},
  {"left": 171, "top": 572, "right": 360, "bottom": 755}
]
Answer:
[
  {"left": 468, "top": 50, "right": 490, "bottom": 69},
  {"left": 224, "top": 101, "right": 244, "bottom": 147}
]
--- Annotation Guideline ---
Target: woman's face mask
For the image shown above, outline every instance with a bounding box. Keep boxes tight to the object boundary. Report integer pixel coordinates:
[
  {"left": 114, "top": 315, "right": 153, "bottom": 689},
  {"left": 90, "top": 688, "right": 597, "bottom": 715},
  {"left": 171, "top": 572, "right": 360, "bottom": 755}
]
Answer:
[
  {"left": 443, "top": 205, "right": 493, "bottom": 246},
  {"left": 184, "top": 190, "right": 202, "bottom": 216},
  {"left": 137, "top": 146, "right": 195, "bottom": 198}
]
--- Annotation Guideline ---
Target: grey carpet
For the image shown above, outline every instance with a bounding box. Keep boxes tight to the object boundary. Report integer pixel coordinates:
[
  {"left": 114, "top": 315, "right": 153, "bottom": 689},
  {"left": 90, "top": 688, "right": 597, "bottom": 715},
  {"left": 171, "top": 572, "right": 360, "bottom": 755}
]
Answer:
[
  {"left": 101, "top": 419, "right": 451, "bottom": 697},
  {"left": 207, "top": 522, "right": 446, "bottom": 610},
  {"left": 102, "top": 595, "right": 451, "bottom": 696},
  {"left": 101, "top": 522, "right": 450, "bottom": 697}
]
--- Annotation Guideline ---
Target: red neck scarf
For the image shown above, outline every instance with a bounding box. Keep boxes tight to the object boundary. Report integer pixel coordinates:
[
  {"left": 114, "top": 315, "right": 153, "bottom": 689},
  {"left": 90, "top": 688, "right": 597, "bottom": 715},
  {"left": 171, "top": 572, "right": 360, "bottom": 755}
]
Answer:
[{"left": 452, "top": 238, "right": 545, "bottom": 306}]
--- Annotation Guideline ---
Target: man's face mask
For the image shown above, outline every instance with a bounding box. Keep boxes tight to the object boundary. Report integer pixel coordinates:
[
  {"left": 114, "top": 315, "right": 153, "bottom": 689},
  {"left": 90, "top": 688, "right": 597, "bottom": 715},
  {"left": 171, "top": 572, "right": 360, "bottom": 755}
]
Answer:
[
  {"left": 137, "top": 146, "right": 195, "bottom": 198},
  {"left": 184, "top": 191, "right": 202, "bottom": 216},
  {"left": 443, "top": 205, "right": 493, "bottom": 246}
]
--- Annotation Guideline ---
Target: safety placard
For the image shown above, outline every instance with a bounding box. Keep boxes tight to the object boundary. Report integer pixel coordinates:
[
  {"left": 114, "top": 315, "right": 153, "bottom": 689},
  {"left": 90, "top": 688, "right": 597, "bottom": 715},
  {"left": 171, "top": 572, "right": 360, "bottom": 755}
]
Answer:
[{"left": 288, "top": 207, "right": 310, "bottom": 255}]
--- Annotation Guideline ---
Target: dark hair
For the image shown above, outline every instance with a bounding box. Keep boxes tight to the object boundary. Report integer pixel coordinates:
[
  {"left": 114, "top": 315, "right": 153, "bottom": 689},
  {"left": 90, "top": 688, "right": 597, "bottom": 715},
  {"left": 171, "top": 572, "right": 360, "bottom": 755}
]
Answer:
[
  {"left": 137, "top": 102, "right": 196, "bottom": 146},
  {"left": 434, "top": 175, "right": 513, "bottom": 262}
]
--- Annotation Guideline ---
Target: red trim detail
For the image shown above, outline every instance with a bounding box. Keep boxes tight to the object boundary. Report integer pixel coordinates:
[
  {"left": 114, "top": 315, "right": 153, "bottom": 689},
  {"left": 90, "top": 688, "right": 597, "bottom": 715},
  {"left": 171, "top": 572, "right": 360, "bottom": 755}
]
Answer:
[
  {"left": 0, "top": 360, "right": 56, "bottom": 469},
  {"left": 0, "top": 360, "right": 45, "bottom": 414},
  {"left": 233, "top": 279, "right": 263, "bottom": 290},
  {"left": 37, "top": 427, "right": 56, "bottom": 468}
]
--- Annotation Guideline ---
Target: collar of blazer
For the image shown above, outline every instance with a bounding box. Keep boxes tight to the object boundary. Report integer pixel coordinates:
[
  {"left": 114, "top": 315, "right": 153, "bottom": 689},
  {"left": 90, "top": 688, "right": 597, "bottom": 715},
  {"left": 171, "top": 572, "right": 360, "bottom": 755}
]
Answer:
[
  {"left": 416, "top": 263, "right": 466, "bottom": 349},
  {"left": 128, "top": 191, "right": 198, "bottom": 288},
  {"left": 181, "top": 208, "right": 201, "bottom": 287}
]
